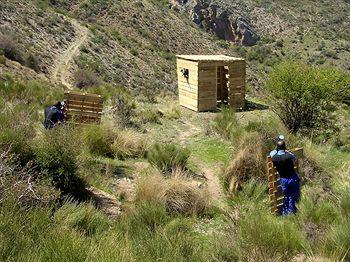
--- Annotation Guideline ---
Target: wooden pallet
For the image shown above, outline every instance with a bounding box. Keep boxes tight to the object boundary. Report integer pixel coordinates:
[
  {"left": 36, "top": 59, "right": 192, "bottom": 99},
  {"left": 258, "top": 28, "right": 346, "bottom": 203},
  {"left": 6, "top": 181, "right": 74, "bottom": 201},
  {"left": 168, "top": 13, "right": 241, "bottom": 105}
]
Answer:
[
  {"left": 64, "top": 91, "right": 103, "bottom": 124},
  {"left": 267, "top": 148, "right": 303, "bottom": 215}
]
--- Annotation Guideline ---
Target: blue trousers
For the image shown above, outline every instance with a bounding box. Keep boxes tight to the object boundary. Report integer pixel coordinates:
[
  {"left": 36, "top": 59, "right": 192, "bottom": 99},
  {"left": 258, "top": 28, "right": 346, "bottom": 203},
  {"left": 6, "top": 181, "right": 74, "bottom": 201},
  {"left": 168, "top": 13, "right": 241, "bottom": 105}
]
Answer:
[{"left": 280, "top": 173, "right": 300, "bottom": 216}]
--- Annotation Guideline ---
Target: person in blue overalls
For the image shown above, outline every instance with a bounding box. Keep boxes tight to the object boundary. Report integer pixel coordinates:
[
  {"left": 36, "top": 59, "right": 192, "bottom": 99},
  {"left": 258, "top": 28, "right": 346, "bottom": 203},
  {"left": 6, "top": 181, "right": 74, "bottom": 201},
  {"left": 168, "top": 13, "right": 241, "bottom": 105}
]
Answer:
[
  {"left": 43, "top": 101, "right": 65, "bottom": 129},
  {"left": 270, "top": 136, "right": 300, "bottom": 216}
]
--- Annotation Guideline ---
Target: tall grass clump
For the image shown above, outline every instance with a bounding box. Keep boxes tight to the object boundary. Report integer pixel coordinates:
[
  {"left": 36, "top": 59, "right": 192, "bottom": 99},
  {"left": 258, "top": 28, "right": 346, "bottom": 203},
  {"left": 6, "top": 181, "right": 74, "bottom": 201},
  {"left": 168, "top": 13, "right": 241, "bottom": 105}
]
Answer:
[
  {"left": 54, "top": 202, "right": 110, "bottom": 236},
  {"left": 147, "top": 143, "right": 190, "bottom": 173},
  {"left": 32, "top": 126, "right": 87, "bottom": 199},
  {"left": 321, "top": 219, "right": 350, "bottom": 260},
  {"left": 135, "top": 171, "right": 210, "bottom": 216},
  {"left": 266, "top": 61, "right": 348, "bottom": 136},
  {"left": 112, "top": 130, "right": 148, "bottom": 159},
  {"left": 223, "top": 132, "right": 266, "bottom": 193},
  {"left": 82, "top": 124, "right": 114, "bottom": 157},
  {"left": 236, "top": 212, "right": 308, "bottom": 259},
  {"left": 212, "top": 107, "right": 243, "bottom": 142}
]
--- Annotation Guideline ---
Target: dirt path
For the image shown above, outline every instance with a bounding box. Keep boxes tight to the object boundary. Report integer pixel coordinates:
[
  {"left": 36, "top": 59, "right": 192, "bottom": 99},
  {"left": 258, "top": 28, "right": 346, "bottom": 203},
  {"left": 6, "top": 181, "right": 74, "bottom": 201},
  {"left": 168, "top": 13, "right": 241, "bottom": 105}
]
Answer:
[
  {"left": 51, "top": 18, "right": 88, "bottom": 89},
  {"left": 179, "top": 119, "right": 227, "bottom": 207}
]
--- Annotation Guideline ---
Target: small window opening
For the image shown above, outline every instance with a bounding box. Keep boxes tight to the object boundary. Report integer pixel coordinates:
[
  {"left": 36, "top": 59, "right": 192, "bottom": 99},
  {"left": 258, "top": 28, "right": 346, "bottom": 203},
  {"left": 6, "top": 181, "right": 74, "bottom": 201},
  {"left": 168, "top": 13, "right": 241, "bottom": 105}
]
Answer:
[{"left": 181, "top": 68, "right": 189, "bottom": 79}]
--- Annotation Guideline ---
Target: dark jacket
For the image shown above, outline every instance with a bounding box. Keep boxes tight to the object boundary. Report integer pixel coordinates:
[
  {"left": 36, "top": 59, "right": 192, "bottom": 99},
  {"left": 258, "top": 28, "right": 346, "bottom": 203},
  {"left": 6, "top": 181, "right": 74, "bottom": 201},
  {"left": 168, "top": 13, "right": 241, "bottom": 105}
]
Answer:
[{"left": 43, "top": 106, "right": 64, "bottom": 129}]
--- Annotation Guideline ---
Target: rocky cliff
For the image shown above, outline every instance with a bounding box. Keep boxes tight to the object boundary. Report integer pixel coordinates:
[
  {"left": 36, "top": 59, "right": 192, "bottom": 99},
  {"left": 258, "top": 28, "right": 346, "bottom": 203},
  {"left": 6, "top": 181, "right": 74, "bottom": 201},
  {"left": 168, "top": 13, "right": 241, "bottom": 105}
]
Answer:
[{"left": 170, "top": 0, "right": 259, "bottom": 46}]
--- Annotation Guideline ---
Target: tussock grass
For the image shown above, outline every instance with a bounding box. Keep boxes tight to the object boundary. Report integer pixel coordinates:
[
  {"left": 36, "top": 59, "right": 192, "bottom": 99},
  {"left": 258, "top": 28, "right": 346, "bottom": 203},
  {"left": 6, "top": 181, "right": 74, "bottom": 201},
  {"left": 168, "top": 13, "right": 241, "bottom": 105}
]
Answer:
[
  {"left": 112, "top": 129, "right": 148, "bottom": 159},
  {"left": 54, "top": 201, "right": 110, "bottom": 236},
  {"left": 135, "top": 170, "right": 210, "bottom": 216},
  {"left": 82, "top": 124, "right": 114, "bottom": 157},
  {"left": 224, "top": 132, "right": 266, "bottom": 193},
  {"left": 147, "top": 143, "right": 190, "bottom": 173}
]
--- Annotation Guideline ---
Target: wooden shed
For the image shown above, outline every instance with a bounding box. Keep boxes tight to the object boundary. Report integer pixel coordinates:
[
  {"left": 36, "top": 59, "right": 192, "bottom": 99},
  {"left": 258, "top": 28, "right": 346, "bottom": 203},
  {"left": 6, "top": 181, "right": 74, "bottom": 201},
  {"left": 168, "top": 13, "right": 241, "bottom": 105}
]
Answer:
[{"left": 176, "top": 55, "right": 246, "bottom": 112}]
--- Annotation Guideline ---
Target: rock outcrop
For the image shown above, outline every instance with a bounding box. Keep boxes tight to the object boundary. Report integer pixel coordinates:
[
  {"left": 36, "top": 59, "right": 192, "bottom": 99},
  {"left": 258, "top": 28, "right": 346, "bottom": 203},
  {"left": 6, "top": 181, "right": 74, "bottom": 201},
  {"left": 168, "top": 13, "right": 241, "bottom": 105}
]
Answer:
[{"left": 170, "top": 0, "right": 259, "bottom": 46}]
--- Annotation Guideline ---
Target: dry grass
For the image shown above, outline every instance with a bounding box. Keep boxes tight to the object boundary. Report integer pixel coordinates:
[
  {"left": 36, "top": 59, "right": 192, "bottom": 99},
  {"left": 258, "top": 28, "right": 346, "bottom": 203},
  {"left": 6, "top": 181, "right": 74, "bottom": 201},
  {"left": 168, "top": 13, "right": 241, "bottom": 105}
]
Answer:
[
  {"left": 112, "top": 130, "right": 148, "bottom": 159},
  {"left": 135, "top": 169, "right": 210, "bottom": 216},
  {"left": 224, "top": 132, "right": 266, "bottom": 193}
]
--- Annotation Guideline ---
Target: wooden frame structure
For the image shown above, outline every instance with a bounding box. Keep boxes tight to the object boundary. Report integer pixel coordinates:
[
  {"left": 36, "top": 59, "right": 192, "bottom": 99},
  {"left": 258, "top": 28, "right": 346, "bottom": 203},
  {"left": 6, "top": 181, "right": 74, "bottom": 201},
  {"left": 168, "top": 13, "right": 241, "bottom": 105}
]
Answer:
[
  {"left": 267, "top": 148, "right": 304, "bottom": 215},
  {"left": 64, "top": 91, "right": 103, "bottom": 124},
  {"left": 176, "top": 55, "right": 246, "bottom": 112}
]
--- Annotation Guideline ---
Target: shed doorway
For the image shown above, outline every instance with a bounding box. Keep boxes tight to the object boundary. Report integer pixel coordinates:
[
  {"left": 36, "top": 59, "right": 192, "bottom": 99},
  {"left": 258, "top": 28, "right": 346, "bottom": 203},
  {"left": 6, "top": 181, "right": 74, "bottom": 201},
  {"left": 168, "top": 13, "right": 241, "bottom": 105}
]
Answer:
[{"left": 216, "top": 66, "right": 229, "bottom": 105}]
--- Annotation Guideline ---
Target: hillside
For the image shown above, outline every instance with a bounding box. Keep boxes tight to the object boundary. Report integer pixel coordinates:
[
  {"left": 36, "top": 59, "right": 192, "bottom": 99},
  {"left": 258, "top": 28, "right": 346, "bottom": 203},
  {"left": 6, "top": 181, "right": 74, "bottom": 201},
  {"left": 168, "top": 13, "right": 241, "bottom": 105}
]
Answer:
[
  {"left": 1, "top": 0, "right": 349, "bottom": 93},
  {"left": 1, "top": 0, "right": 350, "bottom": 261}
]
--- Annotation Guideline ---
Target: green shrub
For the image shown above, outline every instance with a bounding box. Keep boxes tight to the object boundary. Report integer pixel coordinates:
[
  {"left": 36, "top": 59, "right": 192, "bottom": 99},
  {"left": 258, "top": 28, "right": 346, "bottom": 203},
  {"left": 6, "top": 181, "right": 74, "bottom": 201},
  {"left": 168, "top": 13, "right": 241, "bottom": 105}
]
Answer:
[
  {"left": 82, "top": 124, "right": 114, "bottom": 157},
  {"left": 25, "top": 52, "right": 41, "bottom": 72},
  {"left": 112, "top": 88, "right": 136, "bottom": 127},
  {"left": 266, "top": 62, "right": 347, "bottom": 135},
  {"left": 212, "top": 107, "right": 243, "bottom": 142},
  {"left": 54, "top": 202, "right": 110, "bottom": 236},
  {"left": 147, "top": 143, "right": 190, "bottom": 173},
  {"left": 0, "top": 74, "right": 61, "bottom": 106},
  {"left": 137, "top": 106, "right": 162, "bottom": 124},
  {"left": 32, "top": 126, "right": 87, "bottom": 199},
  {"left": 0, "top": 105, "right": 36, "bottom": 164}
]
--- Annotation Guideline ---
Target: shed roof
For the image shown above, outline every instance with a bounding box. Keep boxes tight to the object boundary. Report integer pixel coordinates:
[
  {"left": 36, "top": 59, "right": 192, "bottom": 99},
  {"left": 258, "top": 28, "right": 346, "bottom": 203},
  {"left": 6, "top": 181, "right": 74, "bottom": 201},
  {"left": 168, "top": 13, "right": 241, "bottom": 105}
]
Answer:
[{"left": 176, "top": 55, "right": 244, "bottom": 62}]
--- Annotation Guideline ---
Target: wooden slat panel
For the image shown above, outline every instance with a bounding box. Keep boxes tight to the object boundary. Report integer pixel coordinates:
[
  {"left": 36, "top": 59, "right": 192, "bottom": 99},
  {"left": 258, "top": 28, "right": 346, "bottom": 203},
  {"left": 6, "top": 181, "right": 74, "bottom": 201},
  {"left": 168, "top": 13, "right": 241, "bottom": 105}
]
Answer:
[
  {"left": 177, "top": 59, "right": 198, "bottom": 70},
  {"left": 68, "top": 104, "right": 103, "bottom": 112},
  {"left": 64, "top": 93, "right": 103, "bottom": 103},
  {"left": 64, "top": 91, "right": 104, "bottom": 124}
]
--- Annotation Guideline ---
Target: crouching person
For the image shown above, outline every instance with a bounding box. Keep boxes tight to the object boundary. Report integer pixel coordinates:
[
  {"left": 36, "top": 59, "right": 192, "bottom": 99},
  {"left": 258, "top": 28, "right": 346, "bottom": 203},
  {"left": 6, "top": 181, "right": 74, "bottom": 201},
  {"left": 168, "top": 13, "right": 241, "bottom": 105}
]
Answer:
[
  {"left": 270, "top": 139, "right": 300, "bottom": 216},
  {"left": 43, "top": 101, "right": 66, "bottom": 129}
]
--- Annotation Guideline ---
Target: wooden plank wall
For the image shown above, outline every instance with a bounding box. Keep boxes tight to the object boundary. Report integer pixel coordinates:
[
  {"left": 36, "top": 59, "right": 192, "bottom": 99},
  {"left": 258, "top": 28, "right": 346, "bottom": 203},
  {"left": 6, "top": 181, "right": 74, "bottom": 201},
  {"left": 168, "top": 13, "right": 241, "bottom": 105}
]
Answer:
[
  {"left": 64, "top": 91, "right": 104, "bottom": 124},
  {"left": 228, "top": 60, "right": 246, "bottom": 109},
  {"left": 197, "top": 64, "right": 217, "bottom": 111},
  {"left": 267, "top": 148, "right": 304, "bottom": 215},
  {"left": 177, "top": 59, "right": 199, "bottom": 111}
]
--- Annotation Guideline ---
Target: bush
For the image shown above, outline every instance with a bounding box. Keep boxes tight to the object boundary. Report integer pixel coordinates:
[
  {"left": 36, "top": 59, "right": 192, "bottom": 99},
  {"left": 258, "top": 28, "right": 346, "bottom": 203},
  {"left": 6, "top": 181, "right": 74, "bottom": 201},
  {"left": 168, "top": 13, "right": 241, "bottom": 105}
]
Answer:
[
  {"left": 54, "top": 202, "right": 110, "bottom": 236},
  {"left": 74, "top": 69, "right": 102, "bottom": 89},
  {"left": 0, "top": 105, "right": 36, "bottom": 165},
  {"left": 0, "top": 34, "right": 23, "bottom": 63},
  {"left": 111, "top": 88, "right": 136, "bottom": 127},
  {"left": 147, "top": 143, "right": 190, "bottom": 173},
  {"left": 82, "top": 124, "right": 114, "bottom": 157},
  {"left": 25, "top": 52, "right": 41, "bottom": 72},
  {"left": 136, "top": 106, "right": 162, "bottom": 124},
  {"left": 0, "top": 150, "right": 59, "bottom": 205},
  {"left": 111, "top": 130, "right": 148, "bottom": 159},
  {"left": 212, "top": 107, "right": 243, "bottom": 142},
  {"left": 32, "top": 126, "right": 87, "bottom": 199},
  {"left": 266, "top": 62, "right": 347, "bottom": 134}
]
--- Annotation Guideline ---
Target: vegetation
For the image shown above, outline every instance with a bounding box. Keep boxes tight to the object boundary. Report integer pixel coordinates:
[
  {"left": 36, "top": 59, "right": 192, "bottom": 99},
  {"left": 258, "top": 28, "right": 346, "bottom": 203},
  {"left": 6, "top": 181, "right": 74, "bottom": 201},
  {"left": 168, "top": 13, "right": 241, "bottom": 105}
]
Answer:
[
  {"left": 1, "top": 0, "right": 350, "bottom": 260},
  {"left": 266, "top": 62, "right": 349, "bottom": 136},
  {"left": 147, "top": 143, "right": 190, "bottom": 173}
]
